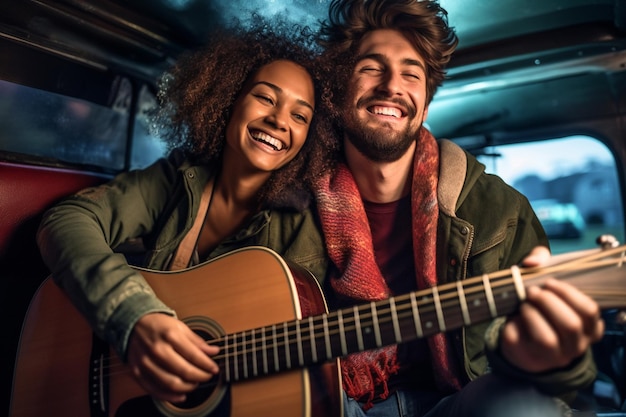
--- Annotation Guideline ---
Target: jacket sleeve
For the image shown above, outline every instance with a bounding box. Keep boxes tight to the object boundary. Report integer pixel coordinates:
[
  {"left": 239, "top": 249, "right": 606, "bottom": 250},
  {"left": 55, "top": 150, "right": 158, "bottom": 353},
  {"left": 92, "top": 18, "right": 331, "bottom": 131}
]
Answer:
[
  {"left": 485, "top": 317, "right": 597, "bottom": 401},
  {"left": 483, "top": 192, "right": 597, "bottom": 399},
  {"left": 36, "top": 155, "right": 181, "bottom": 358}
]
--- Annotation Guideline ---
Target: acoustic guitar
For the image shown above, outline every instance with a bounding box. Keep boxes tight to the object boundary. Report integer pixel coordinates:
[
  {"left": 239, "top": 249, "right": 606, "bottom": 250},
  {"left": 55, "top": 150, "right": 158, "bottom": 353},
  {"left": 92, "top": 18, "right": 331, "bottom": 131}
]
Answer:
[{"left": 9, "top": 244, "right": 626, "bottom": 417}]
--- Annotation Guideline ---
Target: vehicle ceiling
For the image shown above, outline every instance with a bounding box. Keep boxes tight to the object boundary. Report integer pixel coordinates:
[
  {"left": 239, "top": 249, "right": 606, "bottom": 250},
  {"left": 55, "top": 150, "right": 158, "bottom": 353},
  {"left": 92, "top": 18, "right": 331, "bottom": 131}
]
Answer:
[
  {"left": 1, "top": 0, "right": 625, "bottom": 143},
  {"left": 123, "top": 0, "right": 622, "bottom": 51}
]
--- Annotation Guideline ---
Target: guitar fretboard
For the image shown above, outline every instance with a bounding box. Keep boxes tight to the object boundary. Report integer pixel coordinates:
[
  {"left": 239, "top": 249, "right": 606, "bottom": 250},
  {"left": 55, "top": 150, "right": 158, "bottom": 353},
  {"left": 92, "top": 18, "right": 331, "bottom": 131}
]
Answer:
[{"left": 212, "top": 268, "right": 526, "bottom": 382}]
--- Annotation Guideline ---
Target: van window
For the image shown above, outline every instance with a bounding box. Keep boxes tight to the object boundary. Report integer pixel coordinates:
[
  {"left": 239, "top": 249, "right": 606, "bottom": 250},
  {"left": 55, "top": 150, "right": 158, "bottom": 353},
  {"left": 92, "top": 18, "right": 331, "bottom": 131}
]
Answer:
[
  {"left": 0, "top": 79, "right": 167, "bottom": 172},
  {"left": 475, "top": 136, "right": 624, "bottom": 254},
  {"left": 0, "top": 79, "right": 129, "bottom": 171},
  {"left": 130, "top": 84, "right": 167, "bottom": 170}
]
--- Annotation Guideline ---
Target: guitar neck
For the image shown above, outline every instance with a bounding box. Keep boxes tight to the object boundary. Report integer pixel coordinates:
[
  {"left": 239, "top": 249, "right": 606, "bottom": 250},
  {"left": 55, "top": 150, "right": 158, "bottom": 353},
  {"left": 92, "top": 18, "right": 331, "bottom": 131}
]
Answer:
[{"left": 213, "top": 244, "right": 626, "bottom": 383}]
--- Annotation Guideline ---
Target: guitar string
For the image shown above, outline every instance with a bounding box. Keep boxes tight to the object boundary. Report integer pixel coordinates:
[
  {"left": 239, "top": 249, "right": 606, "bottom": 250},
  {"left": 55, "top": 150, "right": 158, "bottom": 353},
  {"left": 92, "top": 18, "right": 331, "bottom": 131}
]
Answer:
[
  {"left": 92, "top": 273, "right": 517, "bottom": 379},
  {"left": 94, "top": 278, "right": 518, "bottom": 374},
  {"left": 189, "top": 253, "right": 626, "bottom": 377},
  {"left": 96, "top": 257, "right": 626, "bottom": 380},
  {"left": 93, "top": 250, "right": 625, "bottom": 381},
  {"left": 210, "top": 253, "right": 624, "bottom": 355},
  {"left": 97, "top": 290, "right": 626, "bottom": 384}
]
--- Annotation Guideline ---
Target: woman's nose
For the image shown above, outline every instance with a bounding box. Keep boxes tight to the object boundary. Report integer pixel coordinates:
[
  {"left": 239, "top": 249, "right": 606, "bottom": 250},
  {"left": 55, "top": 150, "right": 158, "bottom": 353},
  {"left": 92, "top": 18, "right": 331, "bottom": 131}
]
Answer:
[{"left": 265, "top": 107, "right": 288, "bottom": 130}]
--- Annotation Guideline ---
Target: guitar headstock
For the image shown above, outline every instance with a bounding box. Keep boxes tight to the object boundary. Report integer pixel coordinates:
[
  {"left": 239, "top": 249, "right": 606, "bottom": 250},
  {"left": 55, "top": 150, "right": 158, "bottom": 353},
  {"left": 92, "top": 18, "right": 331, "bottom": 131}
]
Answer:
[{"left": 522, "top": 238, "right": 626, "bottom": 309}]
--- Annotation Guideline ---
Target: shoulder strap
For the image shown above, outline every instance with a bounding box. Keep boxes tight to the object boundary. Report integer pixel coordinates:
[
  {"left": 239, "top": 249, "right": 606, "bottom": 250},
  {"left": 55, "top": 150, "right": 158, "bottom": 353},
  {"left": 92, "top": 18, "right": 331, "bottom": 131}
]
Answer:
[
  {"left": 168, "top": 180, "right": 214, "bottom": 270},
  {"left": 437, "top": 138, "right": 467, "bottom": 216}
]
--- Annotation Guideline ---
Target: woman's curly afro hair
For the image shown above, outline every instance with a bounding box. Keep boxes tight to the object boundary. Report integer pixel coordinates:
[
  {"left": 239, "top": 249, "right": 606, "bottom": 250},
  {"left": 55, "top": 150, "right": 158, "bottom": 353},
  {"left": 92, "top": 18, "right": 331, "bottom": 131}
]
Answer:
[{"left": 153, "top": 16, "right": 337, "bottom": 209}]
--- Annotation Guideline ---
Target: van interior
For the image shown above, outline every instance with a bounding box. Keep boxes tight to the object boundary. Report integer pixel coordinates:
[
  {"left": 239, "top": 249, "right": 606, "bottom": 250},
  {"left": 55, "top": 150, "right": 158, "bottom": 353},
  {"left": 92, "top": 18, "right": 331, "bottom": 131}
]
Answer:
[{"left": 1, "top": 1, "right": 625, "bottom": 416}]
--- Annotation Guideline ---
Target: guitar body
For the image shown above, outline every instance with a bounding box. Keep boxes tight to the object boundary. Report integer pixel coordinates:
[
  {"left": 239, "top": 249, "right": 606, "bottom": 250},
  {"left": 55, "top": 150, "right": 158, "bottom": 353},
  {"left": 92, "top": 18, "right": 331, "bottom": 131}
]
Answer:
[
  {"left": 12, "top": 243, "right": 624, "bottom": 417},
  {"left": 10, "top": 247, "right": 342, "bottom": 417}
]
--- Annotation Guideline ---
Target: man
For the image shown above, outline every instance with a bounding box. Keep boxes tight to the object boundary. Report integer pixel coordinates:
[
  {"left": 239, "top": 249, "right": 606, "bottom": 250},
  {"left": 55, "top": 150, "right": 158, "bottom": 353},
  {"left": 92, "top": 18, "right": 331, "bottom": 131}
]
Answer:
[{"left": 312, "top": 0, "right": 605, "bottom": 415}]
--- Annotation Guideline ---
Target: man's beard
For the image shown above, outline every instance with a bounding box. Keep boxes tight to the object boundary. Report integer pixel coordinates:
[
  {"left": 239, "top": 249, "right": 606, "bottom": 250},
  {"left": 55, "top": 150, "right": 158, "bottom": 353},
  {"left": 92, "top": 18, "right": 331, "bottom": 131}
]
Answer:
[{"left": 342, "top": 106, "right": 420, "bottom": 163}]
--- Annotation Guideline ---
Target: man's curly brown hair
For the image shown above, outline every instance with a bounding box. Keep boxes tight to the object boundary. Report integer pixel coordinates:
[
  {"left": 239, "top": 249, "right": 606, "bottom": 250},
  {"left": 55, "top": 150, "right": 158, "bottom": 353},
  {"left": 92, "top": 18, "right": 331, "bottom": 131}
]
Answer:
[
  {"left": 318, "top": 0, "right": 458, "bottom": 106},
  {"left": 153, "top": 16, "right": 337, "bottom": 209}
]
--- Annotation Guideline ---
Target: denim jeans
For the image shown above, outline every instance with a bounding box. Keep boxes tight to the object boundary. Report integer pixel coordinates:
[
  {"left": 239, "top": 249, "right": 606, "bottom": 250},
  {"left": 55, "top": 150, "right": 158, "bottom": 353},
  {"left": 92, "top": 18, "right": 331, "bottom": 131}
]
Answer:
[
  {"left": 343, "top": 389, "right": 442, "bottom": 417},
  {"left": 342, "top": 373, "right": 567, "bottom": 417}
]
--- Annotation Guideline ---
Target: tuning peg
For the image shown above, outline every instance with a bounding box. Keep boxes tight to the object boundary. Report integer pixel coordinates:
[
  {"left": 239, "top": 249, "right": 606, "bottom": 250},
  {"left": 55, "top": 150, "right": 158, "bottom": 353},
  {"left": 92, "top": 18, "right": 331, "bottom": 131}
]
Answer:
[{"left": 596, "top": 234, "right": 620, "bottom": 249}]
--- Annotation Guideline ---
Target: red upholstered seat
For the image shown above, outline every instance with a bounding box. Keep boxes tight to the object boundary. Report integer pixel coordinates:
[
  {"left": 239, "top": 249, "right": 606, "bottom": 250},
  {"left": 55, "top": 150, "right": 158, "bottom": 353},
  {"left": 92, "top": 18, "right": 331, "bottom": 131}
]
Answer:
[
  {"left": 0, "top": 161, "right": 108, "bottom": 411},
  {"left": 0, "top": 162, "right": 107, "bottom": 258}
]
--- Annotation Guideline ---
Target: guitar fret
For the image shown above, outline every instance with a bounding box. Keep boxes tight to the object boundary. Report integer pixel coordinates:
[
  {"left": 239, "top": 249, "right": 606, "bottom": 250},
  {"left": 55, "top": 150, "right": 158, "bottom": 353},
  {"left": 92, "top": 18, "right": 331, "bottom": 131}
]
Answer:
[
  {"left": 466, "top": 281, "right": 494, "bottom": 324},
  {"left": 241, "top": 331, "right": 249, "bottom": 379},
  {"left": 390, "top": 298, "right": 402, "bottom": 343},
  {"left": 234, "top": 332, "right": 239, "bottom": 380},
  {"left": 251, "top": 329, "right": 258, "bottom": 377},
  {"left": 510, "top": 265, "right": 526, "bottom": 301},
  {"left": 409, "top": 292, "right": 424, "bottom": 337},
  {"left": 482, "top": 273, "right": 498, "bottom": 317},
  {"left": 261, "top": 327, "right": 268, "bottom": 375},
  {"left": 323, "top": 314, "right": 332, "bottom": 359},
  {"left": 491, "top": 278, "right": 519, "bottom": 317},
  {"left": 296, "top": 320, "right": 304, "bottom": 367},
  {"left": 432, "top": 287, "right": 446, "bottom": 332},
  {"left": 224, "top": 334, "right": 231, "bottom": 382},
  {"left": 308, "top": 316, "right": 318, "bottom": 363},
  {"left": 283, "top": 322, "right": 291, "bottom": 369},
  {"left": 456, "top": 280, "right": 471, "bottom": 325},
  {"left": 337, "top": 310, "right": 348, "bottom": 356},
  {"left": 354, "top": 305, "right": 364, "bottom": 351},
  {"left": 421, "top": 295, "right": 436, "bottom": 332},
  {"left": 271, "top": 324, "right": 279, "bottom": 373},
  {"left": 371, "top": 301, "right": 382, "bottom": 347}
]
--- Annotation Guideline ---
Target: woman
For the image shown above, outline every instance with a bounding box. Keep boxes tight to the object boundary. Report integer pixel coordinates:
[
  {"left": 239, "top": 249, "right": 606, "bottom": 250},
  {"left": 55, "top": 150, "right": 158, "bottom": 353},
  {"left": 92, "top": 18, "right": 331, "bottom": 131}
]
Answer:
[{"left": 36, "top": 20, "right": 334, "bottom": 403}]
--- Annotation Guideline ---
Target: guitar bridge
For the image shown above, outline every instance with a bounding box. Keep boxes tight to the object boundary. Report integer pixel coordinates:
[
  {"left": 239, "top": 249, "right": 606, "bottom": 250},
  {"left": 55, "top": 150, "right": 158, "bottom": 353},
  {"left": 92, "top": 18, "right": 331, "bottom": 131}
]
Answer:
[{"left": 89, "top": 333, "right": 110, "bottom": 417}]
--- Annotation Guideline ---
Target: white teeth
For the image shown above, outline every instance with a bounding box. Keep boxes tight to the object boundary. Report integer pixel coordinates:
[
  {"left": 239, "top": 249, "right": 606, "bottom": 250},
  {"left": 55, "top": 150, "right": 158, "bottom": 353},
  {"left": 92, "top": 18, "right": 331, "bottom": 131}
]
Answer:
[
  {"left": 251, "top": 131, "right": 285, "bottom": 151},
  {"left": 372, "top": 106, "right": 401, "bottom": 118}
]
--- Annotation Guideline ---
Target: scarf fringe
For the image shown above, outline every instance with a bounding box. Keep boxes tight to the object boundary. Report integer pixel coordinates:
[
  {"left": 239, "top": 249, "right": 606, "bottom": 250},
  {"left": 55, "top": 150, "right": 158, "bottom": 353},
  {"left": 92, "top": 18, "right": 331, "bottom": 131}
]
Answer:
[{"left": 341, "top": 347, "right": 401, "bottom": 411}]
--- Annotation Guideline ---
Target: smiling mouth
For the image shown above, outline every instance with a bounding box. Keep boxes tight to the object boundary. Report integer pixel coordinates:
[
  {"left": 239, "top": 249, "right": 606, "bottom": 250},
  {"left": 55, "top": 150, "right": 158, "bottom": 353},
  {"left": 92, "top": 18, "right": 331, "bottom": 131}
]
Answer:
[
  {"left": 250, "top": 130, "right": 286, "bottom": 151},
  {"left": 368, "top": 105, "right": 405, "bottom": 118}
]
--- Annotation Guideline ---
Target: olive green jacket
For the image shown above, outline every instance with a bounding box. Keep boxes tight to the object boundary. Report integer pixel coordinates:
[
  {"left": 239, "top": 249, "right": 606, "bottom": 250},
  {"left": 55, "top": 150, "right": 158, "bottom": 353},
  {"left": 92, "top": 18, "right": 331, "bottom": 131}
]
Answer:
[
  {"left": 37, "top": 150, "right": 328, "bottom": 359},
  {"left": 37, "top": 140, "right": 595, "bottom": 400},
  {"left": 435, "top": 139, "right": 595, "bottom": 399}
]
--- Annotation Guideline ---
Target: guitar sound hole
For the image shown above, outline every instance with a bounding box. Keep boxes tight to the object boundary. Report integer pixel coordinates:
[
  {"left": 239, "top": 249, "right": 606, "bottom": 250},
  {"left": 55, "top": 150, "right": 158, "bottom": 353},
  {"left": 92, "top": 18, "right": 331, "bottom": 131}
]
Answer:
[
  {"left": 174, "top": 328, "right": 218, "bottom": 409},
  {"left": 173, "top": 383, "right": 215, "bottom": 409},
  {"left": 151, "top": 316, "right": 230, "bottom": 417}
]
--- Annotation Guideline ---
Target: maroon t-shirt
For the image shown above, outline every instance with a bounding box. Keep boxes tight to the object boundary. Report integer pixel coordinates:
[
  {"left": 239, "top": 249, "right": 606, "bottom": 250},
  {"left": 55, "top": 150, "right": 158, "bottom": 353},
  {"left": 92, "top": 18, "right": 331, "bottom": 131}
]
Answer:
[{"left": 363, "top": 195, "right": 436, "bottom": 392}]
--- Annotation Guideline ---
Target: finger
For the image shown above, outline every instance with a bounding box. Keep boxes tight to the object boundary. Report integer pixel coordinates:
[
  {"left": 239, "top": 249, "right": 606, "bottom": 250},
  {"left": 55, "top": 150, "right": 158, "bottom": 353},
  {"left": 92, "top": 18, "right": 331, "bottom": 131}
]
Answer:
[
  {"left": 176, "top": 327, "right": 221, "bottom": 375},
  {"left": 525, "top": 283, "right": 599, "bottom": 360},
  {"left": 150, "top": 341, "right": 216, "bottom": 386},
  {"left": 500, "top": 312, "right": 558, "bottom": 372},
  {"left": 517, "top": 289, "right": 562, "bottom": 351},
  {"left": 129, "top": 352, "right": 197, "bottom": 403},
  {"left": 185, "top": 326, "right": 220, "bottom": 359},
  {"left": 521, "top": 246, "right": 551, "bottom": 267},
  {"left": 500, "top": 315, "right": 524, "bottom": 347},
  {"left": 155, "top": 325, "right": 220, "bottom": 382},
  {"left": 541, "top": 279, "right": 605, "bottom": 341}
]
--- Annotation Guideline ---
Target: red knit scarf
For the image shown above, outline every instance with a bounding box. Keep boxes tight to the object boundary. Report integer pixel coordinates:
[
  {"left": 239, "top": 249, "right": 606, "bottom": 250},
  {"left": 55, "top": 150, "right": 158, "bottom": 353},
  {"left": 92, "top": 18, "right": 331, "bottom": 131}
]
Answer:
[{"left": 315, "top": 129, "right": 461, "bottom": 409}]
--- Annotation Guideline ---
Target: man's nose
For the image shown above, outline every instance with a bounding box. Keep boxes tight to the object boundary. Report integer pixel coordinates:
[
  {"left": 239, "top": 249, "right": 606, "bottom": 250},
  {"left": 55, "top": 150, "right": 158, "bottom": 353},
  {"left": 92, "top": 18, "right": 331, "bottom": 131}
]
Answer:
[{"left": 376, "top": 71, "right": 403, "bottom": 96}]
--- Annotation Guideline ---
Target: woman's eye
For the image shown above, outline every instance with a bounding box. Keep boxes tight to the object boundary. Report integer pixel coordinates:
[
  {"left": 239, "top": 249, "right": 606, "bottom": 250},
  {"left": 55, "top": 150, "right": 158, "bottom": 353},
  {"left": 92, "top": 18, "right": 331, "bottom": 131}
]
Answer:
[
  {"left": 293, "top": 113, "right": 308, "bottom": 123},
  {"left": 255, "top": 94, "right": 274, "bottom": 105}
]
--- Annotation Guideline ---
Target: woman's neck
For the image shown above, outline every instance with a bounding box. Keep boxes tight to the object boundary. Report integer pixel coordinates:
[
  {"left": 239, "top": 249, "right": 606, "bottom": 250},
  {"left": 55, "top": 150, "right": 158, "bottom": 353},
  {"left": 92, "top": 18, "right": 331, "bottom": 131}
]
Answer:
[{"left": 195, "top": 166, "right": 268, "bottom": 259}]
